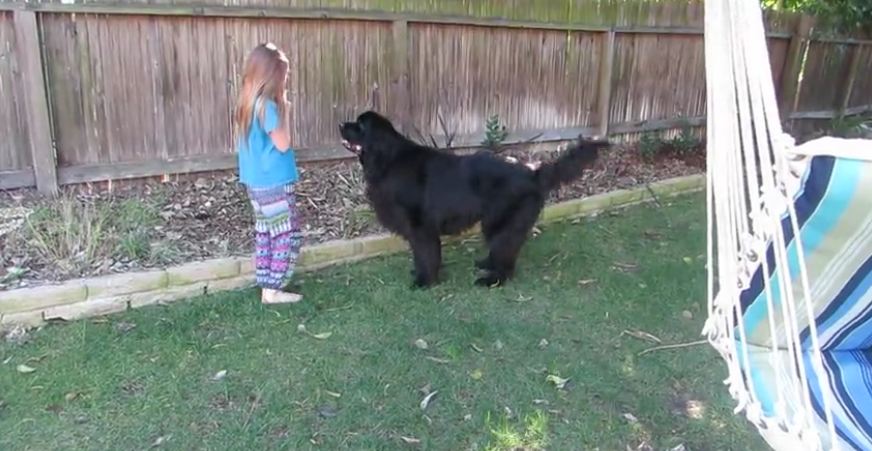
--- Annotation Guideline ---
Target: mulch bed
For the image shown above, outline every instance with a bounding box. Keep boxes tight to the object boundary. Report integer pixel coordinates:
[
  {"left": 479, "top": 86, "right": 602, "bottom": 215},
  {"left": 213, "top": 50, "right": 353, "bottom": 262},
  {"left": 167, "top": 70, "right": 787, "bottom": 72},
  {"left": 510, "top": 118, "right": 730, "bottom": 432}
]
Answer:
[{"left": 0, "top": 143, "right": 703, "bottom": 291}]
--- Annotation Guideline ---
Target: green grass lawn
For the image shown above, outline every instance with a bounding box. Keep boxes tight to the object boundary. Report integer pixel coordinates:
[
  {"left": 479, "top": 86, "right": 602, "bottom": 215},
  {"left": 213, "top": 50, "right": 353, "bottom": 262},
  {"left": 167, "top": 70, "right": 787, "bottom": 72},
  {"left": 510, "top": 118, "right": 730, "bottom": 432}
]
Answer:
[{"left": 0, "top": 194, "right": 766, "bottom": 451}]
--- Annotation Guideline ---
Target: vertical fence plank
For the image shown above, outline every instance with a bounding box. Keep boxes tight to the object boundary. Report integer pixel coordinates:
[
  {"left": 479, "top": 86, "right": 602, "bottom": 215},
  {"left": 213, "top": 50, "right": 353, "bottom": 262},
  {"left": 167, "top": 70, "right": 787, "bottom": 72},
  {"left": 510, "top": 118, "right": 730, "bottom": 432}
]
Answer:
[
  {"left": 596, "top": 29, "right": 615, "bottom": 138},
  {"left": 391, "top": 19, "right": 410, "bottom": 132},
  {"left": 778, "top": 15, "right": 813, "bottom": 124},
  {"left": 838, "top": 43, "right": 863, "bottom": 113},
  {"left": 13, "top": 10, "right": 57, "bottom": 195}
]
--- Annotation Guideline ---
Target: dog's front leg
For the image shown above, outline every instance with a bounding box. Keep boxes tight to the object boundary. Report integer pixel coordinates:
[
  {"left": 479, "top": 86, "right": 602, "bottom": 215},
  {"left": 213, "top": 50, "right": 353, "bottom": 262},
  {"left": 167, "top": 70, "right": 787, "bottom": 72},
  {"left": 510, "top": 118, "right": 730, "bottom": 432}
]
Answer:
[{"left": 409, "top": 231, "right": 442, "bottom": 288}]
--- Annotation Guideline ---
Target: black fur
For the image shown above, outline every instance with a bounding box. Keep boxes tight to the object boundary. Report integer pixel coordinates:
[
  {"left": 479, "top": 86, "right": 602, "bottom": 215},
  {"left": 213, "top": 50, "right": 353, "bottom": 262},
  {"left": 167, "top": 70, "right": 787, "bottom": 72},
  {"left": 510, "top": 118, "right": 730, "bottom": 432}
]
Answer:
[{"left": 339, "top": 111, "right": 608, "bottom": 288}]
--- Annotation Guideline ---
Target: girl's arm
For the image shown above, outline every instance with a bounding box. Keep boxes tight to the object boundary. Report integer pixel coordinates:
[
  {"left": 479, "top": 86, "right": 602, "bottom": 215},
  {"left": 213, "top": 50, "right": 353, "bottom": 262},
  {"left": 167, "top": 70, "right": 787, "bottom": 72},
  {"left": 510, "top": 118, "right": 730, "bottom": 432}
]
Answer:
[{"left": 267, "top": 99, "right": 292, "bottom": 152}]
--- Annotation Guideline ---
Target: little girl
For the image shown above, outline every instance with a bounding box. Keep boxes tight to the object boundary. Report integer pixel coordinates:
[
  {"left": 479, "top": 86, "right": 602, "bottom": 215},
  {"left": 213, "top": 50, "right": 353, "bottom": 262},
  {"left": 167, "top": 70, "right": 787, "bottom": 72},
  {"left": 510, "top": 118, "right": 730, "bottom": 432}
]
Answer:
[{"left": 234, "top": 43, "right": 303, "bottom": 304}]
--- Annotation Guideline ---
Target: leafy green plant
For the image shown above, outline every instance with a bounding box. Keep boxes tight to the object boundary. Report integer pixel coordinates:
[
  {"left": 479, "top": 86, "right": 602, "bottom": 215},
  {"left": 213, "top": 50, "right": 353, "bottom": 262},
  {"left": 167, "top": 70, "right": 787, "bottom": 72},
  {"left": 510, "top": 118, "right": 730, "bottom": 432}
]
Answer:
[
  {"left": 638, "top": 121, "right": 703, "bottom": 162},
  {"left": 117, "top": 229, "right": 151, "bottom": 261},
  {"left": 24, "top": 194, "right": 110, "bottom": 272},
  {"left": 18, "top": 195, "right": 164, "bottom": 271},
  {"left": 669, "top": 125, "right": 702, "bottom": 156},
  {"left": 760, "top": 0, "right": 872, "bottom": 35},
  {"left": 831, "top": 114, "right": 871, "bottom": 138},
  {"left": 114, "top": 198, "right": 160, "bottom": 232},
  {"left": 111, "top": 199, "right": 160, "bottom": 261},
  {"left": 482, "top": 114, "right": 509, "bottom": 151},
  {"left": 148, "top": 240, "right": 181, "bottom": 265},
  {"left": 638, "top": 131, "right": 664, "bottom": 161},
  {"left": 347, "top": 206, "right": 376, "bottom": 233}
]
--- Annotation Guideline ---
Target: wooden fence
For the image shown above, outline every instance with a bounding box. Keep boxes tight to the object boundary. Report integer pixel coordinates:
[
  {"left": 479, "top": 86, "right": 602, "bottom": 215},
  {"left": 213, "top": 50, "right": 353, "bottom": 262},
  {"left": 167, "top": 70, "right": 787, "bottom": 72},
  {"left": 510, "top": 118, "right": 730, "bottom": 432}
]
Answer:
[{"left": 0, "top": 1, "right": 869, "bottom": 194}]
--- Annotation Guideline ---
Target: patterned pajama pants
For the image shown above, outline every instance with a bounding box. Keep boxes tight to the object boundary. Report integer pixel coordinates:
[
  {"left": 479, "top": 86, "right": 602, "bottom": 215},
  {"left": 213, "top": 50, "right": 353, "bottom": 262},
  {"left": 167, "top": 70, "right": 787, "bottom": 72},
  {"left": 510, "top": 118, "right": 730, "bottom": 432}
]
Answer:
[{"left": 247, "top": 183, "right": 303, "bottom": 290}]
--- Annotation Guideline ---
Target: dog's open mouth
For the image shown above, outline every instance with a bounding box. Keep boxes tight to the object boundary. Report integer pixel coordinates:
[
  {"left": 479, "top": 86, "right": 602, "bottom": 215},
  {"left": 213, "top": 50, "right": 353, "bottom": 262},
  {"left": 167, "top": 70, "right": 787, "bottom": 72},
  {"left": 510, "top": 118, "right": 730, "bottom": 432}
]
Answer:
[{"left": 341, "top": 139, "right": 363, "bottom": 154}]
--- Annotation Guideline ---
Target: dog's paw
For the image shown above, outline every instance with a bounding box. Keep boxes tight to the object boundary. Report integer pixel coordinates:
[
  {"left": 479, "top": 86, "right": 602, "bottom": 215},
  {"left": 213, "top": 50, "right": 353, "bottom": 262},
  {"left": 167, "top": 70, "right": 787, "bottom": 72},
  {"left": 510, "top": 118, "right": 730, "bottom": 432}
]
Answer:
[
  {"left": 474, "top": 274, "right": 504, "bottom": 288},
  {"left": 412, "top": 273, "right": 436, "bottom": 289}
]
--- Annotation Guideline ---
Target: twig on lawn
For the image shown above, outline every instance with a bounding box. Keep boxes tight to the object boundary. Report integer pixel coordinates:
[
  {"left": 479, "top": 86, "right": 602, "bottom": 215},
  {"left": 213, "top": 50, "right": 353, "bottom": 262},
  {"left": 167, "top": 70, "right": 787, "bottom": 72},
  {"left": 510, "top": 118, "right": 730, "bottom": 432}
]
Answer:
[
  {"left": 621, "top": 329, "right": 662, "bottom": 344},
  {"left": 242, "top": 391, "right": 262, "bottom": 431},
  {"left": 637, "top": 339, "right": 708, "bottom": 356},
  {"left": 644, "top": 183, "right": 664, "bottom": 209},
  {"left": 322, "top": 302, "right": 356, "bottom": 313},
  {"left": 547, "top": 252, "right": 564, "bottom": 265},
  {"left": 597, "top": 225, "right": 617, "bottom": 238},
  {"left": 426, "top": 356, "right": 451, "bottom": 364}
]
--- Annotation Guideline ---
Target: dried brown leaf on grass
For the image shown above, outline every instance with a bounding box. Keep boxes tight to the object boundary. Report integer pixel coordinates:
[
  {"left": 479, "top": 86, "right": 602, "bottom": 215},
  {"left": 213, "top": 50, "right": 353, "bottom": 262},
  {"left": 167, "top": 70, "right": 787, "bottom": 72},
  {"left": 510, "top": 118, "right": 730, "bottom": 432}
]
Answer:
[
  {"left": 621, "top": 329, "right": 662, "bottom": 344},
  {"left": 419, "top": 391, "right": 438, "bottom": 410}
]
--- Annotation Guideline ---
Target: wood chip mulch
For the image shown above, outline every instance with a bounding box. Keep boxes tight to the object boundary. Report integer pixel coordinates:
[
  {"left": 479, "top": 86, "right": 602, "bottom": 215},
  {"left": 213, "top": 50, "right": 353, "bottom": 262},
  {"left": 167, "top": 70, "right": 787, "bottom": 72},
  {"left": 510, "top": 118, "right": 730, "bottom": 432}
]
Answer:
[{"left": 0, "top": 143, "right": 703, "bottom": 290}]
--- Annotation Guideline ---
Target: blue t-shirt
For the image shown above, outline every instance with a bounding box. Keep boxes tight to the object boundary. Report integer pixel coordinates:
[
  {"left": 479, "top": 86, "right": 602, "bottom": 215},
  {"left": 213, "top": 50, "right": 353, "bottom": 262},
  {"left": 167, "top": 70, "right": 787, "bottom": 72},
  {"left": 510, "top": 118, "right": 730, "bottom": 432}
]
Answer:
[{"left": 237, "top": 98, "right": 298, "bottom": 188}]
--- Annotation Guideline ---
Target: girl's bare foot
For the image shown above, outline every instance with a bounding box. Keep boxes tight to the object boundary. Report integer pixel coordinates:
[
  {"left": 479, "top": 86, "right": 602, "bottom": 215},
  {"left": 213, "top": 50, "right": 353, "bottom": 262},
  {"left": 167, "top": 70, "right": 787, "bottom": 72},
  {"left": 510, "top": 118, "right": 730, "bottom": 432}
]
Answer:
[{"left": 261, "top": 288, "right": 302, "bottom": 304}]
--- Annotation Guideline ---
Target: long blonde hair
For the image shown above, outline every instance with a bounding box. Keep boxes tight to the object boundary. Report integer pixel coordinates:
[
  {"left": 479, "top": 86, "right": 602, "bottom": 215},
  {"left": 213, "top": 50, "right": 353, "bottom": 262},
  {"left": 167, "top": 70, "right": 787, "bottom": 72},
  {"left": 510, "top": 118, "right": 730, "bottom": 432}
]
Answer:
[{"left": 234, "top": 43, "right": 290, "bottom": 146}]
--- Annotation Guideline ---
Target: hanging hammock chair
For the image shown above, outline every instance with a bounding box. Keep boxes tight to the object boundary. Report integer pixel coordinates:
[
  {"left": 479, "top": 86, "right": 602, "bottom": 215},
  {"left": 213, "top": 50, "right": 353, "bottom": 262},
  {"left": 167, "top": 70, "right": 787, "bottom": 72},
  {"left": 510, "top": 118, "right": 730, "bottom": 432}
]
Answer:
[{"left": 702, "top": 0, "right": 872, "bottom": 450}]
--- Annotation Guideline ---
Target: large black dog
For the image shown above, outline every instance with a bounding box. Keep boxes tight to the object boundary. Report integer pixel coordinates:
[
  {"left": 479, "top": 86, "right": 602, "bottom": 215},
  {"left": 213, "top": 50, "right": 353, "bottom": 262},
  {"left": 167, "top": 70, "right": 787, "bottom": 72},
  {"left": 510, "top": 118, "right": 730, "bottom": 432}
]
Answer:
[{"left": 339, "top": 111, "right": 607, "bottom": 288}]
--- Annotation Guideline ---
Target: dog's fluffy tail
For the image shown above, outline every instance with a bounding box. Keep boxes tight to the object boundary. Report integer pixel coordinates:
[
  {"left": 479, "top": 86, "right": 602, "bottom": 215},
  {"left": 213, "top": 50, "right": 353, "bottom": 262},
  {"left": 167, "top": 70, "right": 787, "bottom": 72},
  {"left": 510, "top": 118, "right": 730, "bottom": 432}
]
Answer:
[{"left": 535, "top": 136, "right": 608, "bottom": 193}]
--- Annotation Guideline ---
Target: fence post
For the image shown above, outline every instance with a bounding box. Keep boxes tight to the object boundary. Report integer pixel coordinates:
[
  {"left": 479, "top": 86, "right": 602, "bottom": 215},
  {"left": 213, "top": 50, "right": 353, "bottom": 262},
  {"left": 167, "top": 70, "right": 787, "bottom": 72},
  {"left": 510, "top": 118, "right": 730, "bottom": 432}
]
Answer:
[
  {"left": 391, "top": 19, "right": 411, "bottom": 133},
  {"left": 596, "top": 29, "right": 616, "bottom": 138},
  {"left": 778, "top": 15, "right": 814, "bottom": 125},
  {"left": 838, "top": 43, "right": 863, "bottom": 114},
  {"left": 13, "top": 10, "right": 57, "bottom": 195}
]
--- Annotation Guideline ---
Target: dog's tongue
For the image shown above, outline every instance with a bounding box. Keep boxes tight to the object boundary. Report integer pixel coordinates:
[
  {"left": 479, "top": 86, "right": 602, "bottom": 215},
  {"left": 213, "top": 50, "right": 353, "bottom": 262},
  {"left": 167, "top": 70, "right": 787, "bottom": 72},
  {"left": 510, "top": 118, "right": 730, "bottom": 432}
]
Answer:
[{"left": 341, "top": 140, "right": 362, "bottom": 154}]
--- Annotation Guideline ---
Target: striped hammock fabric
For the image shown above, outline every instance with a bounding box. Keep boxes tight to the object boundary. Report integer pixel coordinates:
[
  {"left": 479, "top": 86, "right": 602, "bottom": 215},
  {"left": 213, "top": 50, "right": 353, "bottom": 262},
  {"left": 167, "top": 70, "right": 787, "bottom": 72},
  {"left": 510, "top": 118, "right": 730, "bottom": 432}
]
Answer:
[{"left": 722, "top": 139, "right": 872, "bottom": 450}]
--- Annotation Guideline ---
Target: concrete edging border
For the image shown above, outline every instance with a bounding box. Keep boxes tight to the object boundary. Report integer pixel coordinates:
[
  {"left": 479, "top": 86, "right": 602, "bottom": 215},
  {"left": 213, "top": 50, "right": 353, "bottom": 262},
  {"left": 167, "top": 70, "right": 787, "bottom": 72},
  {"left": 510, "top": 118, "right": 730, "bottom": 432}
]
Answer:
[{"left": 0, "top": 174, "right": 703, "bottom": 331}]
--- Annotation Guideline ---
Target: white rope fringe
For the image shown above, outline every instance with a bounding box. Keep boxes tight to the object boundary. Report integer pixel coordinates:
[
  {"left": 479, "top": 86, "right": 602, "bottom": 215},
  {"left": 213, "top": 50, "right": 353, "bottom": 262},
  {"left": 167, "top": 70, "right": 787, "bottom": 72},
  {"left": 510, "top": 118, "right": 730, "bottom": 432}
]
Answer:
[{"left": 702, "top": 0, "right": 841, "bottom": 449}]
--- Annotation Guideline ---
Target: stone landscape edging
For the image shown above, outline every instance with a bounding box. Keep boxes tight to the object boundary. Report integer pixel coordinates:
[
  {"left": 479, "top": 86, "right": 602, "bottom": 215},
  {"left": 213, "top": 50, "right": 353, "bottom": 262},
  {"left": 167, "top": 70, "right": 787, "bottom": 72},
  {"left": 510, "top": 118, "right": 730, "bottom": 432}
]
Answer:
[{"left": 0, "top": 174, "right": 703, "bottom": 332}]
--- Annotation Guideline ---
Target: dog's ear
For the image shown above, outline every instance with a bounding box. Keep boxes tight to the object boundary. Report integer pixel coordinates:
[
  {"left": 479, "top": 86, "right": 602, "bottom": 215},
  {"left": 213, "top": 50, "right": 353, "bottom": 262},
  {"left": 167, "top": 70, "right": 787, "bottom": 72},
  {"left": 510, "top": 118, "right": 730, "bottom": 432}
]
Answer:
[
  {"left": 357, "top": 111, "right": 383, "bottom": 140},
  {"left": 358, "top": 111, "right": 399, "bottom": 137},
  {"left": 357, "top": 115, "right": 373, "bottom": 141},
  {"left": 357, "top": 111, "right": 378, "bottom": 129}
]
